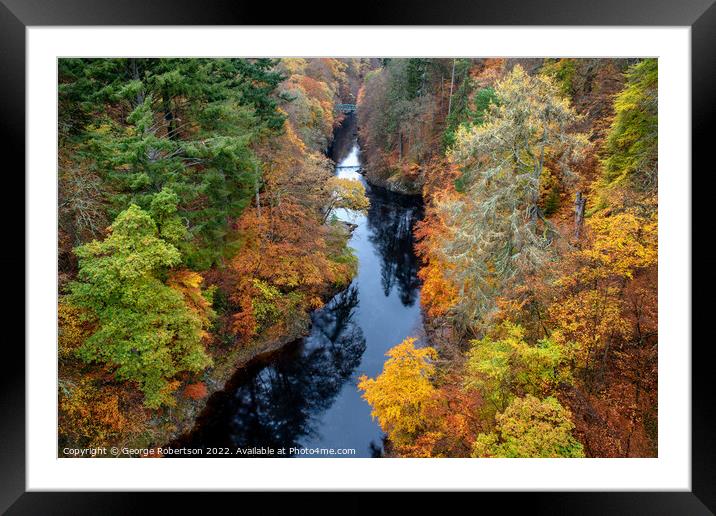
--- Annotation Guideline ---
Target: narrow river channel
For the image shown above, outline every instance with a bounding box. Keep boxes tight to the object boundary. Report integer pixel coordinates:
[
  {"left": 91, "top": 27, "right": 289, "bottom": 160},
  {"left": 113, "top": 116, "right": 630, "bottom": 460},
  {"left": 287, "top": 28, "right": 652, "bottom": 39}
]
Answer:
[{"left": 173, "top": 116, "right": 425, "bottom": 457}]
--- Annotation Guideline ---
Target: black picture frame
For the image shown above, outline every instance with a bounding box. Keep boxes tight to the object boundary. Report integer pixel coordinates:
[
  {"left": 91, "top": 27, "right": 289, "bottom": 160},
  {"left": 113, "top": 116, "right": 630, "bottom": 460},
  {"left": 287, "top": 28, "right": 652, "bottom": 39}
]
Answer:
[{"left": 3, "top": 1, "right": 712, "bottom": 513}]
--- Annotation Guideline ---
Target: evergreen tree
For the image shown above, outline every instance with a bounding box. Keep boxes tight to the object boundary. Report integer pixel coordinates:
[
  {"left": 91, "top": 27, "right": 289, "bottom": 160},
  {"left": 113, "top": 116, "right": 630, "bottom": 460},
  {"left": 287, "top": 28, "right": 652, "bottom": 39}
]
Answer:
[{"left": 59, "top": 58, "right": 288, "bottom": 268}]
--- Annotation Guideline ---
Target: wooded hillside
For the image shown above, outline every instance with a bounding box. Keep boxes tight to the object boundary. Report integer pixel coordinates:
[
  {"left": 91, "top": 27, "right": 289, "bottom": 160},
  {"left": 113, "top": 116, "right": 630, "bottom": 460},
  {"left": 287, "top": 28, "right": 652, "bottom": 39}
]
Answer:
[
  {"left": 358, "top": 58, "right": 658, "bottom": 457},
  {"left": 58, "top": 58, "right": 373, "bottom": 454}
]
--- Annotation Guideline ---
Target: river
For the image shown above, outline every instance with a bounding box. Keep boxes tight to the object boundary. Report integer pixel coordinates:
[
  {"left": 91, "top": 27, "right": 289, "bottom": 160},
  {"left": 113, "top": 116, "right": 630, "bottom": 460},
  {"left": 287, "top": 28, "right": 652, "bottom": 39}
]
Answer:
[{"left": 173, "top": 115, "right": 425, "bottom": 457}]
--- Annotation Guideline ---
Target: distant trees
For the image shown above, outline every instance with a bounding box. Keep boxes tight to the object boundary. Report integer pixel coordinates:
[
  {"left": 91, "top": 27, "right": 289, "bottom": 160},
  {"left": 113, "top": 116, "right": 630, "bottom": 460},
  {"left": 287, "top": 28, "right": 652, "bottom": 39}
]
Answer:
[
  {"left": 357, "top": 59, "right": 450, "bottom": 192},
  {"left": 278, "top": 58, "right": 347, "bottom": 152},
  {"left": 442, "top": 60, "right": 497, "bottom": 151},
  {"left": 228, "top": 123, "right": 362, "bottom": 342}
]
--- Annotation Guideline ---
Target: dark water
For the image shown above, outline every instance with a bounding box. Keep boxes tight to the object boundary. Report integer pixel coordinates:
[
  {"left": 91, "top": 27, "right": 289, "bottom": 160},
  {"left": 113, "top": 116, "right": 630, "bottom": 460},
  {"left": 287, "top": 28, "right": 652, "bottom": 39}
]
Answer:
[{"left": 171, "top": 115, "right": 424, "bottom": 457}]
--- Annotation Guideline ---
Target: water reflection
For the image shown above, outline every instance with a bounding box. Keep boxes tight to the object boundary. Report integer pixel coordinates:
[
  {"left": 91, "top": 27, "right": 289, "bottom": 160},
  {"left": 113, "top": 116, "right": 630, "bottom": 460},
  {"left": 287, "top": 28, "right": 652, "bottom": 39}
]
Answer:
[
  {"left": 175, "top": 285, "right": 366, "bottom": 455},
  {"left": 367, "top": 188, "right": 422, "bottom": 306}
]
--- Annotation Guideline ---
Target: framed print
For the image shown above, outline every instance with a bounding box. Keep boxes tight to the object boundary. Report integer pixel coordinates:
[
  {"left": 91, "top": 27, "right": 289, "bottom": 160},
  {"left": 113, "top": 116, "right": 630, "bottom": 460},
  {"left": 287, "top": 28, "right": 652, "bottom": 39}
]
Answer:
[{"left": 4, "top": 0, "right": 714, "bottom": 512}]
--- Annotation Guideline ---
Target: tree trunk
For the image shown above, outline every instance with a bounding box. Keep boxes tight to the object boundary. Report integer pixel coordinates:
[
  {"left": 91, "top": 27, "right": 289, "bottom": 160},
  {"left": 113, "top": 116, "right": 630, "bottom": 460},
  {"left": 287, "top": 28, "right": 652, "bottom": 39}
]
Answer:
[
  {"left": 163, "top": 89, "right": 176, "bottom": 139},
  {"left": 130, "top": 59, "right": 145, "bottom": 107},
  {"left": 574, "top": 191, "right": 586, "bottom": 239},
  {"left": 447, "top": 59, "right": 456, "bottom": 117}
]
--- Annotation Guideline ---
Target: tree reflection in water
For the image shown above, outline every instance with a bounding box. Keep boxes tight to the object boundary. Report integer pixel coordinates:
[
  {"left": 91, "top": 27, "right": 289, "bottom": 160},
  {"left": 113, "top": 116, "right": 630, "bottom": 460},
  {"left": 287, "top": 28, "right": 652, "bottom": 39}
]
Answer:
[
  {"left": 366, "top": 185, "right": 423, "bottom": 307},
  {"left": 174, "top": 285, "right": 366, "bottom": 456}
]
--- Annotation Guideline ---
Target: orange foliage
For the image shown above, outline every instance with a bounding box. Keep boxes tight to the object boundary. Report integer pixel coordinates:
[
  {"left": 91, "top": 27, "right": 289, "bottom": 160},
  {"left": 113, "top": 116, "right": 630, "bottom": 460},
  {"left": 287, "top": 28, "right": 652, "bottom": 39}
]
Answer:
[
  {"left": 167, "top": 269, "right": 215, "bottom": 344},
  {"left": 229, "top": 117, "right": 354, "bottom": 341},
  {"left": 416, "top": 256, "right": 459, "bottom": 318},
  {"left": 414, "top": 173, "right": 461, "bottom": 318},
  {"left": 361, "top": 58, "right": 658, "bottom": 458},
  {"left": 396, "top": 381, "right": 483, "bottom": 458},
  {"left": 183, "top": 382, "right": 208, "bottom": 400},
  {"left": 58, "top": 377, "right": 143, "bottom": 450}
]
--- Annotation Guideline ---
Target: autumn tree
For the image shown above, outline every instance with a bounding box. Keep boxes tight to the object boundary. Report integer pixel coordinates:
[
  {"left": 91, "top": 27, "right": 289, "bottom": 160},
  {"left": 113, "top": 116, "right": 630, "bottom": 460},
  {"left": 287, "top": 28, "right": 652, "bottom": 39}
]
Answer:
[
  {"left": 464, "top": 322, "right": 569, "bottom": 415},
  {"left": 431, "top": 65, "right": 588, "bottom": 330},
  {"left": 549, "top": 210, "right": 657, "bottom": 387},
  {"left": 59, "top": 58, "right": 288, "bottom": 269},
  {"left": 357, "top": 59, "right": 451, "bottom": 192},
  {"left": 278, "top": 58, "right": 349, "bottom": 153},
  {"left": 322, "top": 177, "right": 370, "bottom": 222},
  {"left": 56, "top": 57, "right": 372, "bottom": 453},
  {"left": 59, "top": 378, "right": 131, "bottom": 450},
  {"left": 442, "top": 59, "right": 498, "bottom": 153},
  {"left": 361, "top": 59, "right": 658, "bottom": 459},
  {"left": 358, "top": 338, "right": 438, "bottom": 447},
  {"left": 229, "top": 122, "right": 357, "bottom": 341},
  {"left": 68, "top": 204, "right": 213, "bottom": 408},
  {"left": 540, "top": 58, "right": 577, "bottom": 99},
  {"left": 471, "top": 395, "right": 584, "bottom": 458}
]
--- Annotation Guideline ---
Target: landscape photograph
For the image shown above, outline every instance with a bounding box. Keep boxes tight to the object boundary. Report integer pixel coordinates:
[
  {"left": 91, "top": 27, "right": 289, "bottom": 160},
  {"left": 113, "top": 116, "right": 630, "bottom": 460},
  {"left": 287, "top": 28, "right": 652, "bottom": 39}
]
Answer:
[{"left": 57, "top": 57, "right": 658, "bottom": 459}]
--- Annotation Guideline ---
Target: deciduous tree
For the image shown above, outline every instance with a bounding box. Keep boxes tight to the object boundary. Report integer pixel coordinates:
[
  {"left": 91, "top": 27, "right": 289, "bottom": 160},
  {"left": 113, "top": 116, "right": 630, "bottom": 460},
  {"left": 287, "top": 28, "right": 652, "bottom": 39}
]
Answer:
[
  {"left": 358, "top": 338, "right": 438, "bottom": 447},
  {"left": 471, "top": 395, "right": 584, "bottom": 458},
  {"left": 68, "top": 204, "right": 213, "bottom": 408}
]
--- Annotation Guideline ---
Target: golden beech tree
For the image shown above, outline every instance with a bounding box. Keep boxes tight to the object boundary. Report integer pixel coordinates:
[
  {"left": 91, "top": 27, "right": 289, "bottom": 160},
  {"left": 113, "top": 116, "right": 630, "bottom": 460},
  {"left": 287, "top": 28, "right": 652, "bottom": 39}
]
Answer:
[
  {"left": 323, "top": 177, "right": 370, "bottom": 223},
  {"left": 358, "top": 338, "right": 438, "bottom": 448}
]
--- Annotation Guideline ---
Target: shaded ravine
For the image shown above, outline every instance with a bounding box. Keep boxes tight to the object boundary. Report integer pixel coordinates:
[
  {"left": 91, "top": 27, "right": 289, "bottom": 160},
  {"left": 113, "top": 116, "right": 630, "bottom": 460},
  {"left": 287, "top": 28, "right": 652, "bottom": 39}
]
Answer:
[{"left": 170, "top": 115, "right": 425, "bottom": 457}]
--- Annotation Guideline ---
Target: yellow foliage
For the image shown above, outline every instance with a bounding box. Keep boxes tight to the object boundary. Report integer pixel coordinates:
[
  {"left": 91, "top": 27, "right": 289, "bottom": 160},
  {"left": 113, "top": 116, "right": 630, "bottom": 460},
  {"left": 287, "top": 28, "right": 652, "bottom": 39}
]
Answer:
[
  {"left": 549, "top": 210, "right": 656, "bottom": 372},
  {"left": 58, "top": 302, "right": 95, "bottom": 360},
  {"left": 580, "top": 211, "right": 657, "bottom": 280},
  {"left": 167, "top": 269, "right": 215, "bottom": 343},
  {"left": 549, "top": 287, "right": 631, "bottom": 369},
  {"left": 58, "top": 378, "right": 128, "bottom": 449},
  {"left": 358, "top": 338, "right": 438, "bottom": 447},
  {"left": 326, "top": 177, "right": 370, "bottom": 214}
]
